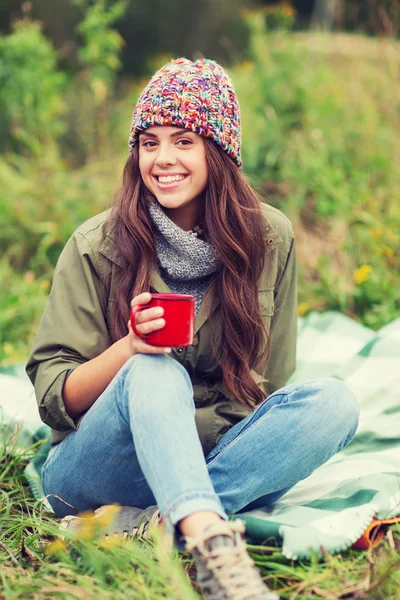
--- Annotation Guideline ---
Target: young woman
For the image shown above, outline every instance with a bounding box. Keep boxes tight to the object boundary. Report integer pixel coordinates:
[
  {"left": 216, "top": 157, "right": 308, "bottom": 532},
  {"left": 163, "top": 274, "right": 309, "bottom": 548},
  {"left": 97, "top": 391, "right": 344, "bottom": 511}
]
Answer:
[{"left": 27, "top": 58, "right": 359, "bottom": 600}]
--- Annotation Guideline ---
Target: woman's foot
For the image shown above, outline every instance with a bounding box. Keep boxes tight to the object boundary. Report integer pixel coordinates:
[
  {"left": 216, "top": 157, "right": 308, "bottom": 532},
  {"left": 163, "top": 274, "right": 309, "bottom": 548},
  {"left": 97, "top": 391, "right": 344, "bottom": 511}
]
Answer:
[
  {"left": 179, "top": 510, "right": 223, "bottom": 537},
  {"left": 184, "top": 518, "right": 280, "bottom": 600}
]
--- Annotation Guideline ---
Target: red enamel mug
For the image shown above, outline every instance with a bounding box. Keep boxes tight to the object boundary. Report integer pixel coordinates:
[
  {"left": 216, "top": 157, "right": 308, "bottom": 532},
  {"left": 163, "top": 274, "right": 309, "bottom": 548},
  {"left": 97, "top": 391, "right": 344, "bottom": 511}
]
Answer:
[{"left": 130, "top": 293, "right": 195, "bottom": 347}]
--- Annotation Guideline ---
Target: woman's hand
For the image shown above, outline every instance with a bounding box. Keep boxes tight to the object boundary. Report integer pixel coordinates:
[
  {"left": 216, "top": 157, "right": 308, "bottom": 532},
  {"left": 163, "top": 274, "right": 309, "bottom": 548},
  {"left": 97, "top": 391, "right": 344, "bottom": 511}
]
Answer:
[
  {"left": 124, "top": 292, "right": 172, "bottom": 356},
  {"left": 64, "top": 292, "right": 170, "bottom": 417}
]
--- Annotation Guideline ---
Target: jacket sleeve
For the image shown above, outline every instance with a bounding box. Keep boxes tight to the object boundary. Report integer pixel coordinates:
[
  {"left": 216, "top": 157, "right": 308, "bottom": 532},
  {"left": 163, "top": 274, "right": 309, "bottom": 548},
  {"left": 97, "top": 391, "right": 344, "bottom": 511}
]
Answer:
[
  {"left": 264, "top": 235, "right": 297, "bottom": 393},
  {"left": 25, "top": 231, "right": 111, "bottom": 431}
]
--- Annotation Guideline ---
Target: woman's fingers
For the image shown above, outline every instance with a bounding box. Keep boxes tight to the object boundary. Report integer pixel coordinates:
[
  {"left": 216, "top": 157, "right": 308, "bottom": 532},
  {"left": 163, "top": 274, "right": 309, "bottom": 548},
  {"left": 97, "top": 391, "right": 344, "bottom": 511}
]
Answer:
[
  {"left": 131, "top": 292, "right": 151, "bottom": 308},
  {"left": 127, "top": 319, "right": 171, "bottom": 355},
  {"left": 135, "top": 318, "right": 165, "bottom": 336},
  {"left": 128, "top": 292, "right": 170, "bottom": 354},
  {"left": 134, "top": 306, "right": 164, "bottom": 325},
  {"left": 136, "top": 341, "right": 172, "bottom": 355}
]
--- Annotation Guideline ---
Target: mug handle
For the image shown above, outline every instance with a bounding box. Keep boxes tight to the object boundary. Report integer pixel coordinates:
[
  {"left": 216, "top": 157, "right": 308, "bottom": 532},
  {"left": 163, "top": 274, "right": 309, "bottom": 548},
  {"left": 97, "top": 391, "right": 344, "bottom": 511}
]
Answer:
[{"left": 130, "top": 305, "right": 148, "bottom": 339}]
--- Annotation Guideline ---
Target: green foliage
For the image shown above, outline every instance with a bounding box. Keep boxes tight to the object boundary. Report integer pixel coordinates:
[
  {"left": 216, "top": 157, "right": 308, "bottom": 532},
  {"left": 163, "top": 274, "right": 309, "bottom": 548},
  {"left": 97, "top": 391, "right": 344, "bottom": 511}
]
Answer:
[
  {"left": 233, "top": 15, "right": 400, "bottom": 328},
  {"left": 0, "top": 7, "right": 399, "bottom": 363},
  {"left": 234, "top": 12, "right": 308, "bottom": 182},
  {"left": 0, "top": 143, "right": 123, "bottom": 364},
  {"left": 0, "top": 19, "right": 66, "bottom": 153},
  {"left": 0, "top": 6, "right": 131, "bottom": 364},
  {"left": 73, "top": 0, "right": 128, "bottom": 101},
  {"left": 262, "top": 2, "right": 296, "bottom": 31},
  {"left": 65, "top": 0, "right": 129, "bottom": 164},
  {"left": 0, "top": 258, "right": 48, "bottom": 364}
]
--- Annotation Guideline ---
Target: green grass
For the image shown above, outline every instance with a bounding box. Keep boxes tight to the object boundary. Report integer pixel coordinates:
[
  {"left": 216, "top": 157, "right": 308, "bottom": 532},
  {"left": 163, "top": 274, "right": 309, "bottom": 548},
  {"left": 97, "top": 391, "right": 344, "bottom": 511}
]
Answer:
[{"left": 1, "top": 430, "right": 399, "bottom": 599}]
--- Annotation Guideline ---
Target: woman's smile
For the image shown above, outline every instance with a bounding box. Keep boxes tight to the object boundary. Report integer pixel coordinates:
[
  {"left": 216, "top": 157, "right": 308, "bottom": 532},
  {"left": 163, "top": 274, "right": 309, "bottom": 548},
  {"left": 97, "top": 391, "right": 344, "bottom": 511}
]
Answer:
[{"left": 152, "top": 173, "right": 189, "bottom": 190}]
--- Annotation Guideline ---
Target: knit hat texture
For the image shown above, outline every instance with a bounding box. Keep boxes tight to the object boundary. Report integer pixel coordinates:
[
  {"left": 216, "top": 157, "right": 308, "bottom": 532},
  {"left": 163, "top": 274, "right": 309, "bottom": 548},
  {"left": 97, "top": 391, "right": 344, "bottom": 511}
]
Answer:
[{"left": 128, "top": 57, "right": 242, "bottom": 167}]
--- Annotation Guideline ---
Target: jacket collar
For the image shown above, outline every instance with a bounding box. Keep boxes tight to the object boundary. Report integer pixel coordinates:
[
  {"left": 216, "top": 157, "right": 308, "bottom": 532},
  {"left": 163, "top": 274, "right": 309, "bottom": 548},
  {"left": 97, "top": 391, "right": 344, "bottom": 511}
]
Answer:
[{"left": 99, "top": 223, "right": 282, "bottom": 335}]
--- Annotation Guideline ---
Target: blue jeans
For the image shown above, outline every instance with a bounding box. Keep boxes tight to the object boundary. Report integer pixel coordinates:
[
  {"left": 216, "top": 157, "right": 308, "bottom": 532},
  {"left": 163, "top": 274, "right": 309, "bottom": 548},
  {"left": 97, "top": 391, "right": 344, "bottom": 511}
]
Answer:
[{"left": 42, "top": 354, "right": 359, "bottom": 547}]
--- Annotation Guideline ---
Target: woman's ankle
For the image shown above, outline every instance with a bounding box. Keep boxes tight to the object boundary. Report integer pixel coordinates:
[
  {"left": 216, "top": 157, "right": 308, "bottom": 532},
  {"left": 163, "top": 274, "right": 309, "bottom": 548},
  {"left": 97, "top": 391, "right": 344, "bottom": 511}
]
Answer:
[{"left": 178, "top": 511, "right": 223, "bottom": 538}]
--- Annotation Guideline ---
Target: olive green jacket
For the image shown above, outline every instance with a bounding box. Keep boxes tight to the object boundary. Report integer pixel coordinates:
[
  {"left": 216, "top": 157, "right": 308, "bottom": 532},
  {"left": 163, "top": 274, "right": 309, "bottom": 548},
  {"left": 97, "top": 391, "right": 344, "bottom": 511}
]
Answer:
[{"left": 26, "top": 202, "right": 297, "bottom": 456}]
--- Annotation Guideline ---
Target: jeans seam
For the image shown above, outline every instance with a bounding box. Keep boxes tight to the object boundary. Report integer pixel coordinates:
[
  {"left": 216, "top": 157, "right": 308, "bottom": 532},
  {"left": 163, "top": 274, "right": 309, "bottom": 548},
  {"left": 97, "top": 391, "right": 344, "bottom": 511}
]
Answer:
[
  {"left": 129, "top": 400, "right": 166, "bottom": 499},
  {"left": 114, "top": 370, "right": 131, "bottom": 432},
  {"left": 338, "top": 418, "right": 359, "bottom": 452}
]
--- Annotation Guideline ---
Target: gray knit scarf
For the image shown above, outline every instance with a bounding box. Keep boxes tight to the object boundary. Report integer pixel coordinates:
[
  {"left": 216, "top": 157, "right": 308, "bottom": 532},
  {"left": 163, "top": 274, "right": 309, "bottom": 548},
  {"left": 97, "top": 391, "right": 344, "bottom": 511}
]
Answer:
[{"left": 147, "top": 199, "right": 221, "bottom": 316}]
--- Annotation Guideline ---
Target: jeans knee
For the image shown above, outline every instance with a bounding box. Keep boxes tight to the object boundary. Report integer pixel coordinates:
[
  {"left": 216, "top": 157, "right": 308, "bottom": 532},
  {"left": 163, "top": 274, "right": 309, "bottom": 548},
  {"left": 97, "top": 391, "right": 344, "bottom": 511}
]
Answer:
[
  {"left": 120, "top": 353, "right": 194, "bottom": 413},
  {"left": 315, "top": 377, "right": 359, "bottom": 441},
  {"left": 123, "top": 353, "right": 188, "bottom": 383},
  {"left": 124, "top": 352, "right": 170, "bottom": 373}
]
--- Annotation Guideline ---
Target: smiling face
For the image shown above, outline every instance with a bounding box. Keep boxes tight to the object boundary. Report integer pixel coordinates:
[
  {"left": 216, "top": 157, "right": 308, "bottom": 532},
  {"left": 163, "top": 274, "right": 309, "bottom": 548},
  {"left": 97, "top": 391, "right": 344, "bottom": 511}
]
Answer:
[{"left": 138, "top": 125, "right": 208, "bottom": 230}]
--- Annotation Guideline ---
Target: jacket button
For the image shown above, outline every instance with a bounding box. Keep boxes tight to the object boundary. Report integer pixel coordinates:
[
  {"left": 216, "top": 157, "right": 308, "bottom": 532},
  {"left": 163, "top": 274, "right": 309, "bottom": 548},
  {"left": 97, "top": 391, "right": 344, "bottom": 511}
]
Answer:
[
  {"left": 177, "top": 347, "right": 184, "bottom": 354},
  {"left": 192, "top": 337, "right": 199, "bottom": 346}
]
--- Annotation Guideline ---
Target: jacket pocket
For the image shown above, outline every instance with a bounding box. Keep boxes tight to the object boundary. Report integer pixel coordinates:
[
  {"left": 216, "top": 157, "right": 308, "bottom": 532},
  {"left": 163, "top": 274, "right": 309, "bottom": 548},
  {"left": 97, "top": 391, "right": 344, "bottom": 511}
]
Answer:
[{"left": 258, "top": 289, "right": 275, "bottom": 317}]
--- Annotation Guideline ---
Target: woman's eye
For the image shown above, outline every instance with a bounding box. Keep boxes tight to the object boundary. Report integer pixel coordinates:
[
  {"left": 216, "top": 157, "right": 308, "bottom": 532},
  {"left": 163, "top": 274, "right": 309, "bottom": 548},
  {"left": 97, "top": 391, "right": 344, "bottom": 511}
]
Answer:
[{"left": 140, "top": 138, "right": 192, "bottom": 148}]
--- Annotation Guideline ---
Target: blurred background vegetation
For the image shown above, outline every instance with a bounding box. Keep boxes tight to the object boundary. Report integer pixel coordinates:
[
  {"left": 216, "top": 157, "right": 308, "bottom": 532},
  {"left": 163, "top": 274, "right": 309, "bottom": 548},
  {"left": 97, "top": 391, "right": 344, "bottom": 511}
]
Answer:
[{"left": 0, "top": 0, "right": 399, "bottom": 365}]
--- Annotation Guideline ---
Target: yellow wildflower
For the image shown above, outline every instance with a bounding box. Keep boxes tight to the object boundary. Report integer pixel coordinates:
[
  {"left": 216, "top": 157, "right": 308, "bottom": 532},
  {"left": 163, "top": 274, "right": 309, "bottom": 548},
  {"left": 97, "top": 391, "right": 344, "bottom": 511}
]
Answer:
[
  {"left": 371, "top": 228, "right": 383, "bottom": 240},
  {"left": 45, "top": 539, "right": 67, "bottom": 555},
  {"left": 298, "top": 302, "right": 310, "bottom": 316},
  {"left": 94, "top": 504, "right": 121, "bottom": 528},
  {"left": 77, "top": 520, "right": 96, "bottom": 540},
  {"left": 383, "top": 246, "right": 394, "bottom": 259},
  {"left": 3, "top": 342, "right": 14, "bottom": 355},
  {"left": 39, "top": 279, "right": 51, "bottom": 292},
  {"left": 76, "top": 509, "right": 96, "bottom": 519},
  {"left": 354, "top": 265, "right": 372, "bottom": 284},
  {"left": 70, "top": 505, "right": 121, "bottom": 540},
  {"left": 98, "top": 534, "right": 123, "bottom": 550},
  {"left": 376, "top": 245, "right": 395, "bottom": 261},
  {"left": 65, "top": 508, "right": 95, "bottom": 540}
]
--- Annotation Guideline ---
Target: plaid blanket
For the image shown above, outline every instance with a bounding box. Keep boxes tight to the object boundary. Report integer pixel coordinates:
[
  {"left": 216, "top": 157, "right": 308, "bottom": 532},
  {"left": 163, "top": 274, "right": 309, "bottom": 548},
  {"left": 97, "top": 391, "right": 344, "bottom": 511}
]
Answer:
[{"left": 1, "top": 311, "right": 399, "bottom": 559}]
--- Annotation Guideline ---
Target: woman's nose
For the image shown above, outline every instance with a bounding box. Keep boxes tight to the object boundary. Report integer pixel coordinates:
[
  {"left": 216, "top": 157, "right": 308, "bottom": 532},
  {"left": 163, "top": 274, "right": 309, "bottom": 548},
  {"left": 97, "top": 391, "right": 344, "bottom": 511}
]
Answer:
[{"left": 155, "top": 144, "right": 177, "bottom": 167}]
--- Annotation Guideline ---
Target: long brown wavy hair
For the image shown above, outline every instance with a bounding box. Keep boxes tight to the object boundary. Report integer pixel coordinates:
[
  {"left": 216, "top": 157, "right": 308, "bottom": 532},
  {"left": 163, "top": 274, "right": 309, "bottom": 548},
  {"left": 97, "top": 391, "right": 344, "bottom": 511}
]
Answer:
[{"left": 105, "top": 138, "right": 271, "bottom": 409}]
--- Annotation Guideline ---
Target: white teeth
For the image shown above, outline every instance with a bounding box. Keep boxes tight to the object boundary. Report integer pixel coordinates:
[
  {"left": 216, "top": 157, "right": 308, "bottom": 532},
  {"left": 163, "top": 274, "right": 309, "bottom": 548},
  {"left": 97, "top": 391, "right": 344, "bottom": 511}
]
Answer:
[{"left": 157, "top": 175, "right": 186, "bottom": 184}]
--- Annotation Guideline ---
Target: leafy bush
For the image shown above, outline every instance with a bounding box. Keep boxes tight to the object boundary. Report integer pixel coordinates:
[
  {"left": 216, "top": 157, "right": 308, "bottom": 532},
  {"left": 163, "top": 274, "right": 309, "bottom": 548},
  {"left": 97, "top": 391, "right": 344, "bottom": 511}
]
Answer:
[
  {"left": 0, "top": 3, "right": 130, "bottom": 363},
  {"left": 0, "top": 144, "right": 124, "bottom": 362},
  {"left": 232, "top": 12, "right": 400, "bottom": 328},
  {"left": 66, "top": 0, "right": 128, "bottom": 164},
  {"left": 0, "top": 19, "right": 66, "bottom": 154},
  {"left": 0, "top": 7, "right": 399, "bottom": 364}
]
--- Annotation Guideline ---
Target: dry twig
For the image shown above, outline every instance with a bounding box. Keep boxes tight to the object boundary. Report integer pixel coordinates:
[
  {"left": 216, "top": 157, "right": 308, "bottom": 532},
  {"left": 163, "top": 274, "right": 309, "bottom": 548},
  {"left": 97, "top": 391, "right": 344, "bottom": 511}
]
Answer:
[{"left": 0, "top": 540, "right": 19, "bottom": 567}]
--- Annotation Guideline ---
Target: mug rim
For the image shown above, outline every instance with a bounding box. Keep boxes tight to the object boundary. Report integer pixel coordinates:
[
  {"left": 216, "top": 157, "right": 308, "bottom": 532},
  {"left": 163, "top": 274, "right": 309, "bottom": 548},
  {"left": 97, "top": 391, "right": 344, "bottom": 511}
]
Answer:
[{"left": 150, "top": 293, "right": 195, "bottom": 301}]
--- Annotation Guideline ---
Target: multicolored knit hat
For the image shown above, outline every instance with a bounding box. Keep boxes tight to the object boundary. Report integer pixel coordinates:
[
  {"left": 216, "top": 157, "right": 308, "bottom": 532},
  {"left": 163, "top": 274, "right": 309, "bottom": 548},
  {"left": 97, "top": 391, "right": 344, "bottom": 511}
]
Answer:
[{"left": 128, "top": 57, "right": 242, "bottom": 167}]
